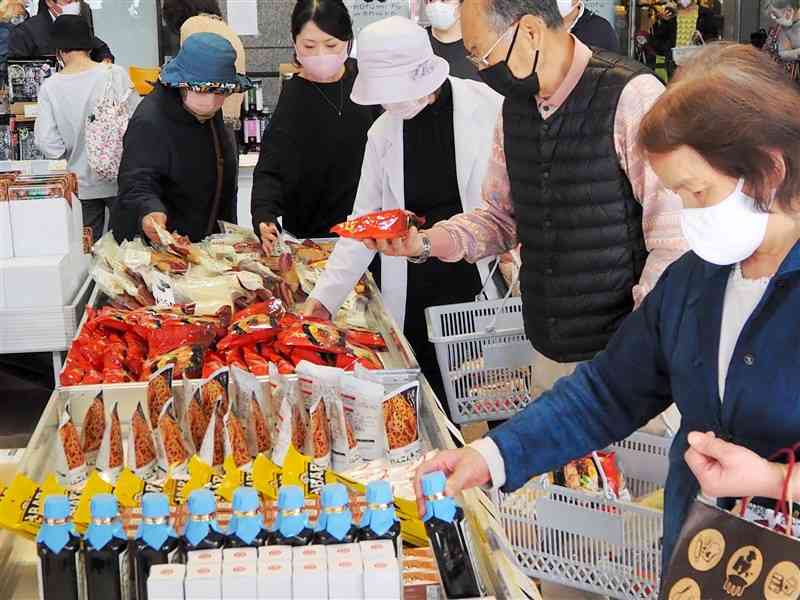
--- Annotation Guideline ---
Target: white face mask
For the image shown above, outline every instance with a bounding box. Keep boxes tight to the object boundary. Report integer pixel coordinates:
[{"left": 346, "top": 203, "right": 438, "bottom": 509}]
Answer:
[
  {"left": 425, "top": 2, "right": 459, "bottom": 31},
  {"left": 557, "top": 0, "right": 576, "bottom": 18},
  {"left": 382, "top": 97, "right": 430, "bottom": 120},
  {"left": 60, "top": 2, "right": 81, "bottom": 15},
  {"left": 680, "top": 179, "right": 770, "bottom": 265}
]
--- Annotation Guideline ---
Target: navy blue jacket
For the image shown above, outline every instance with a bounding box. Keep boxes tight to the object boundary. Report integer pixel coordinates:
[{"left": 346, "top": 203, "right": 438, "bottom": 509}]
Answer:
[{"left": 487, "top": 243, "right": 800, "bottom": 570}]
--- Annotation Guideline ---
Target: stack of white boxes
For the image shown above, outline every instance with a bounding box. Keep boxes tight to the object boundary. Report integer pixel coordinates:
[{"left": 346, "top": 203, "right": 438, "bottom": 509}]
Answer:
[{"left": 148, "top": 540, "right": 403, "bottom": 600}]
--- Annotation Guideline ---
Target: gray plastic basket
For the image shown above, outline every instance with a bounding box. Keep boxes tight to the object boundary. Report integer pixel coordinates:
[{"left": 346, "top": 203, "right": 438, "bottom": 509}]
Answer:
[
  {"left": 425, "top": 297, "right": 535, "bottom": 424},
  {"left": 495, "top": 432, "right": 672, "bottom": 600}
]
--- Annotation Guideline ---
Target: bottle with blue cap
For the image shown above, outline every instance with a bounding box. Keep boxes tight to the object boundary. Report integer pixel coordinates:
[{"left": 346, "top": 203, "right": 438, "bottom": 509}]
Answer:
[
  {"left": 312, "top": 483, "right": 358, "bottom": 545},
  {"left": 181, "top": 488, "right": 225, "bottom": 556},
  {"left": 267, "top": 484, "right": 313, "bottom": 546},
  {"left": 36, "top": 494, "right": 83, "bottom": 600},
  {"left": 421, "top": 471, "right": 481, "bottom": 599},
  {"left": 224, "top": 486, "right": 270, "bottom": 548},
  {"left": 84, "top": 493, "right": 131, "bottom": 600},
  {"left": 357, "top": 480, "right": 401, "bottom": 550},
  {"left": 133, "top": 493, "right": 180, "bottom": 600}
]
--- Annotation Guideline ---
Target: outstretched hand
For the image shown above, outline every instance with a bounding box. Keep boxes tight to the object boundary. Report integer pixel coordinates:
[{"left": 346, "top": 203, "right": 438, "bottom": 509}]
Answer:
[{"left": 413, "top": 447, "right": 491, "bottom": 517}]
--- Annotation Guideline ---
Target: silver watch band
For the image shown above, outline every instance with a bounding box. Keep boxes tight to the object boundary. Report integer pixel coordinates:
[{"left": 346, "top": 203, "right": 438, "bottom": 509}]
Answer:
[{"left": 407, "top": 234, "right": 431, "bottom": 264}]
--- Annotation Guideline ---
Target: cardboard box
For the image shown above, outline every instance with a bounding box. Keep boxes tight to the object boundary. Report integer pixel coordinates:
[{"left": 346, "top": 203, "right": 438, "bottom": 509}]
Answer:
[
  {"left": 0, "top": 254, "right": 81, "bottom": 308},
  {"left": 222, "top": 561, "right": 258, "bottom": 600},
  {"left": 359, "top": 539, "right": 396, "bottom": 561},
  {"left": 326, "top": 543, "right": 361, "bottom": 565},
  {"left": 147, "top": 563, "right": 186, "bottom": 600},
  {"left": 188, "top": 549, "right": 223, "bottom": 565},
  {"left": 258, "top": 545, "right": 292, "bottom": 564},
  {"left": 292, "top": 544, "right": 325, "bottom": 562},
  {"left": 329, "top": 557, "right": 363, "bottom": 600},
  {"left": 256, "top": 560, "right": 292, "bottom": 600},
  {"left": 364, "top": 557, "right": 402, "bottom": 600},
  {"left": 293, "top": 559, "right": 328, "bottom": 599},
  {"left": 9, "top": 195, "right": 79, "bottom": 258},
  {"left": 223, "top": 547, "right": 258, "bottom": 563},
  {"left": 0, "top": 198, "right": 11, "bottom": 259},
  {"left": 184, "top": 562, "right": 222, "bottom": 600}
]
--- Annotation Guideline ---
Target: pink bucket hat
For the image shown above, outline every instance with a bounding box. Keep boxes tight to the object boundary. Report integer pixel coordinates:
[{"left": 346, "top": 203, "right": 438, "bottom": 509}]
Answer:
[{"left": 351, "top": 16, "right": 450, "bottom": 105}]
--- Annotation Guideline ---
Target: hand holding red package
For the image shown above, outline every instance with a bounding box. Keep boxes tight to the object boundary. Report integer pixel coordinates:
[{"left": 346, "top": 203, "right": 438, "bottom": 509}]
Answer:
[{"left": 330, "top": 209, "right": 425, "bottom": 240}]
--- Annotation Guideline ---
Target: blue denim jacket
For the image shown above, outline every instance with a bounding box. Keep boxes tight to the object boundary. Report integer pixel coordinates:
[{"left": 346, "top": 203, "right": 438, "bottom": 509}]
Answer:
[{"left": 487, "top": 242, "right": 800, "bottom": 570}]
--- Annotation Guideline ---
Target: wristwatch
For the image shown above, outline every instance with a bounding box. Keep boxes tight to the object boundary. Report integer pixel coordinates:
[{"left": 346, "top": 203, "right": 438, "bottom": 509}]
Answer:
[{"left": 407, "top": 233, "right": 431, "bottom": 264}]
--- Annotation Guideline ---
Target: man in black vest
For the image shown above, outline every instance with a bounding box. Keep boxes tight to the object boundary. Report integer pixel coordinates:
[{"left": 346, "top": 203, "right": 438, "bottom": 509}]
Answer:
[{"left": 365, "top": 0, "right": 686, "bottom": 402}]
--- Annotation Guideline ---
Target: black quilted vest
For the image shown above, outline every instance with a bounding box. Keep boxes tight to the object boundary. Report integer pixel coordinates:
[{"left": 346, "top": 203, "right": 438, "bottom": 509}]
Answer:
[{"left": 503, "top": 51, "right": 650, "bottom": 363}]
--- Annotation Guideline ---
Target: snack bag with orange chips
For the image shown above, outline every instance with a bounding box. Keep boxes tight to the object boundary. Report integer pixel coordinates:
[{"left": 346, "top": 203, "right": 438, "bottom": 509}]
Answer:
[
  {"left": 231, "top": 365, "right": 273, "bottom": 457},
  {"left": 223, "top": 403, "right": 252, "bottom": 472},
  {"left": 329, "top": 395, "right": 362, "bottom": 473},
  {"left": 199, "top": 367, "right": 230, "bottom": 418},
  {"left": 147, "top": 364, "right": 175, "bottom": 430},
  {"left": 56, "top": 399, "right": 88, "bottom": 487},
  {"left": 96, "top": 402, "right": 124, "bottom": 484},
  {"left": 157, "top": 399, "right": 191, "bottom": 477},
  {"left": 270, "top": 362, "right": 306, "bottom": 467},
  {"left": 128, "top": 402, "right": 158, "bottom": 480},
  {"left": 306, "top": 396, "right": 331, "bottom": 469},
  {"left": 340, "top": 372, "right": 385, "bottom": 461},
  {"left": 382, "top": 381, "right": 421, "bottom": 465},
  {"left": 0, "top": 473, "right": 42, "bottom": 535},
  {"left": 81, "top": 391, "right": 106, "bottom": 466},
  {"left": 185, "top": 391, "right": 211, "bottom": 454}
]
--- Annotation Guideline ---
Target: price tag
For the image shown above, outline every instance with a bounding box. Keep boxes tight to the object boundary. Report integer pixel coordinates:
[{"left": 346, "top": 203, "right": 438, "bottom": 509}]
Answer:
[{"left": 150, "top": 271, "right": 175, "bottom": 307}]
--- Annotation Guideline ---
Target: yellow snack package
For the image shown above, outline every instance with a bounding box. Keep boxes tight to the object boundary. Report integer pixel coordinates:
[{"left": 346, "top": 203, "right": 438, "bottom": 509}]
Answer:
[
  {"left": 114, "top": 469, "right": 145, "bottom": 509},
  {"left": 217, "top": 456, "right": 245, "bottom": 503},
  {"left": 179, "top": 455, "right": 215, "bottom": 504},
  {"left": 252, "top": 454, "right": 282, "bottom": 501},
  {"left": 0, "top": 473, "right": 41, "bottom": 536},
  {"left": 73, "top": 471, "right": 114, "bottom": 528}
]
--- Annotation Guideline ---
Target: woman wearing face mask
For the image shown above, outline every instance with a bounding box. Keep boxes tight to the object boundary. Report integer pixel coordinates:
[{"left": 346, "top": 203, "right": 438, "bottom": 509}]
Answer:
[
  {"left": 305, "top": 17, "right": 503, "bottom": 405},
  {"left": 557, "top": 0, "right": 618, "bottom": 52},
  {"left": 34, "top": 16, "right": 140, "bottom": 242},
  {"left": 8, "top": 0, "right": 112, "bottom": 61},
  {"left": 764, "top": 0, "right": 800, "bottom": 81},
  {"left": 111, "top": 32, "right": 251, "bottom": 243},
  {"left": 251, "top": 0, "right": 380, "bottom": 250},
  {"left": 412, "top": 42, "right": 800, "bottom": 575},
  {"left": 652, "top": 0, "right": 718, "bottom": 78},
  {"left": 424, "top": 0, "right": 481, "bottom": 81}
]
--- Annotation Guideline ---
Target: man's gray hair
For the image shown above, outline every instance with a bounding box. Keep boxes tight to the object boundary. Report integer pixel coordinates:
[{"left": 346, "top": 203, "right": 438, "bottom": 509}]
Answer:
[{"left": 485, "top": 0, "right": 562, "bottom": 33}]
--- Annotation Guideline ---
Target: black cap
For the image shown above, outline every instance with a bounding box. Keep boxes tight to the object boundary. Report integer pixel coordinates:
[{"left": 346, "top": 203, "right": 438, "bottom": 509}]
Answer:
[{"left": 51, "top": 15, "right": 94, "bottom": 51}]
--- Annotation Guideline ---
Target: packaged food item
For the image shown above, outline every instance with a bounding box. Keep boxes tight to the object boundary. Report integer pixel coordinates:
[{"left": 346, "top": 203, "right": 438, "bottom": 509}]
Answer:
[
  {"left": 340, "top": 374, "right": 385, "bottom": 461},
  {"left": 222, "top": 560, "right": 258, "bottom": 599},
  {"left": 251, "top": 455, "right": 281, "bottom": 502},
  {"left": 256, "top": 560, "right": 291, "bottom": 600},
  {"left": 147, "top": 563, "right": 186, "bottom": 600},
  {"left": 363, "top": 556, "right": 401, "bottom": 600},
  {"left": 156, "top": 400, "right": 191, "bottom": 477},
  {"left": 270, "top": 363, "right": 306, "bottom": 467},
  {"left": 312, "top": 483, "right": 358, "bottom": 545},
  {"left": 186, "top": 393, "right": 211, "bottom": 454},
  {"left": 337, "top": 343, "right": 383, "bottom": 371},
  {"left": 382, "top": 382, "right": 421, "bottom": 465},
  {"left": 550, "top": 451, "right": 631, "bottom": 501},
  {"left": 145, "top": 345, "right": 205, "bottom": 381},
  {"left": 128, "top": 402, "right": 158, "bottom": 480},
  {"left": 185, "top": 562, "right": 222, "bottom": 600},
  {"left": 331, "top": 209, "right": 425, "bottom": 241},
  {"left": 96, "top": 402, "right": 124, "bottom": 484},
  {"left": 420, "top": 472, "right": 481, "bottom": 599},
  {"left": 329, "top": 556, "right": 364, "bottom": 600},
  {"left": 358, "top": 481, "right": 401, "bottom": 550},
  {"left": 81, "top": 391, "right": 106, "bottom": 466},
  {"left": 56, "top": 400, "right": 88, "bottom": 487},
  {"left": 224, "top": 487, "right": 270, "bottom": 548},
  {"left": 223, "top": 404, "right": 252, "bottom": 472},
  {"left": 242, "top": 345, "right": 269, "bottom": 376},
  {"left": 148, "top": 365, "right": 175, "bottom": 430},
  {"left": 278, "top": 318, "right": 347, "bottom": 355},
  {"left": 151, "top": 222, "right": 201, "bottom": 264},
  {"left": 267, "top": 485, "right": 313, "bottom": 547},
  {"left": 202, "top": 351, "right": 226, "bottom": 380},
  {"left": 84, "top": 494, "right": 131, "bottom": 600},
  {"left": 147, "top": 324, "right": 216, "bottom": 360},
  {"left": 181, "top": 489, "right": 226, "bottom": 555},
  {"left": 293, "top": 558, "right": 328, "bottom": 599},
  {"left": 37, "top": 495, "right": 84, "bottom": 600},
  {"left": 231, "top": 366, "right": 272, "bottom": 457},
  {"left": 329, "top": 395, "right": 361, "bottom": 473},
  {"left": 199, "top": 368, "right": 230, "bottom": 418},
  {"left": 307, "top": 397, "right": 331, "bottom": 469},
  {"left": 345, "top": 328, "right": 386, "bottom": 350},
  {"left": 217, "top": 312, "right": 282, "bottom": 352},
  {"left": 199, "top": 401, "right": 226, "bottom": 469},
  {"left": 0, "top": 473, "right": 41, "bottom": 535},
  {"left": 134, "top": 492, "right": 181, "bottom": 600}
]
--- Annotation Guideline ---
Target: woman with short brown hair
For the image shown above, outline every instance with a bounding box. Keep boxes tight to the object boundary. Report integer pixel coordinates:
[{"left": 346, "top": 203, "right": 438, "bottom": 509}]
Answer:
[{"left": 411, "top": 41, "right": 800, "bottom": 574}]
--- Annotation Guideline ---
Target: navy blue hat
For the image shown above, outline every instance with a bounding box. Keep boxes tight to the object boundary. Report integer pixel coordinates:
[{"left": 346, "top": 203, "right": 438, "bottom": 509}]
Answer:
[{"left": 160, "top": 32, "right": 253, "bottom": 94}]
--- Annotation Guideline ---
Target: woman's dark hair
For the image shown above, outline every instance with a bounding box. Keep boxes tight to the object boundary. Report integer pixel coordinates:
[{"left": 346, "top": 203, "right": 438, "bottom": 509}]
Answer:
[
  {"left": 291, "top": 0, "right": 353, "bottom": 42},
  {"left": 162, "top": 0, "right": 222, "bottom": 34},
  {"left": 639, "top": 42, "right": 800, "bottom": 212}
]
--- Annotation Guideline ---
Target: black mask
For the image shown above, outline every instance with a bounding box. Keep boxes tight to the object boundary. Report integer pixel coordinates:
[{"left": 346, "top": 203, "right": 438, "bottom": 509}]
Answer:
[{"left": 478, "top": 24, "right": 541, "bottom": 101}]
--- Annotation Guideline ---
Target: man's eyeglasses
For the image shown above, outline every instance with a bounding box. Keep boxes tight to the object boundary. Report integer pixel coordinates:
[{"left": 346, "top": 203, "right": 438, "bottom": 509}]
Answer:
[{"left": 466, "top": 23, "right": 517, "bottom": 69}]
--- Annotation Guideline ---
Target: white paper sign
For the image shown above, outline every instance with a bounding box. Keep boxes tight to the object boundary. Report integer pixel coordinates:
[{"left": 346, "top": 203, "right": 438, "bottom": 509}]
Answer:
[
  {"left": 227, "top": 0, "right": 259, "bottom": 36},
  {"left": 343, "top": 0, "right": 412, "bottom": 37}
]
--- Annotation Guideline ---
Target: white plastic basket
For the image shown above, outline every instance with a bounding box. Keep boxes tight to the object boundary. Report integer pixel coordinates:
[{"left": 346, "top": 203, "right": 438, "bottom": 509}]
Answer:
[
  {"left": 425, "top": 296, "right": 535, "bottom": 424},
  {"left": 495, "top": 432, "right": 672, "bottom": 600}
]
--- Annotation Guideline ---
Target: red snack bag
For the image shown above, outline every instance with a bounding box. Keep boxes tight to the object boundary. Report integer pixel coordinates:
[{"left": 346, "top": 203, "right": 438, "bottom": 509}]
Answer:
[
  {"left": 231, "top": 298, "right": 286, "bottom": 324},
  {"left": 145, "top": 344, "right": 205, "bottom": 380},
  {"left": 223, "top": 347, "right": 248, "bottom": 372},
  {"left": 124, "top": 331, "right": 147, "bottom": 378},
  {"left": 82, "top": 369, "right": 103, "bottom": 385},
  {"left": 60, "top": 365, "right": 85, "bottom": 387},
  {"left": 330, "top": 209, "right": 425, "bottom": 240},
  {"left": 217, "top": 313, "right": 281, "bottom": 352},
  {"left": 337, "top": 343, "right": 383, "bottom": 371},
  {"left": 277, "top": 318, "right": 347, "bottom": 355},
  {"left": 243, "top": 346, "right": 269, "bottom": 376},
  {"left": 345, "top": 328, "right": 387, "bottom": 350},
  {"left": 147, "top": 323, "right": 216, "bottom": 360},
  {"left": 289, "top": 348, "right": 332, "bottom": 367},
  {"left": 202, "top": 351, "right": 226, "bottom": 379}
]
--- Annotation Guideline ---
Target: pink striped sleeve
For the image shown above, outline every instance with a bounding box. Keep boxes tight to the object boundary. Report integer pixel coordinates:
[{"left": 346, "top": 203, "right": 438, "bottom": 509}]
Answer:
[{"left": 615, "top": 74, "right": 688, "bottom": 307}]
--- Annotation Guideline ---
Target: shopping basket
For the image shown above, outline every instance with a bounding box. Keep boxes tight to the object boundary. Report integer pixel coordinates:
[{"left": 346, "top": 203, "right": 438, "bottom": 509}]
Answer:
[
  {"left": 495, "top": 432, "right": 672, "bottom": 600},
  {"left": 425, "top": 259, "right": 535, "bottom": 424}
]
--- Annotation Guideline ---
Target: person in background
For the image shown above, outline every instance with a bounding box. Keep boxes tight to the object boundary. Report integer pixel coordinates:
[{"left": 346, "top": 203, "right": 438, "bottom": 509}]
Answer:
[
  {"left": 557, "top": 0, "right": 618, "bottom": 52},
  {"left": 652, "top": 0, "right": 718, "bottom": 78},
  {"left": 305, "top": 17, "right": 503, "bottom": 404},
  {"left": 9, "top": 0, "right": 112, "bottom": 61},
  {"left": 425, "top": 0, "right": 482, "bottom": 81},
  {"left": 162, "top": 0, "right": 245, "bottom": 146},
  {"left": 763, "top": 0, "right": 800, "bottom": 82},
  {"left": 252, "top": 0, "right": 378, "bottom": 247},
  {"left": 111, "top": 32, "right": 251, "bottom": 243},
  {"left": 0, "top": 0, "right": 27, "bottom": 66},
  {"left": 34, "top": 16, "right": 139, "bottom": 242},
  {"left": 413, "top": 42, "right": 800, "bottom": 574}
]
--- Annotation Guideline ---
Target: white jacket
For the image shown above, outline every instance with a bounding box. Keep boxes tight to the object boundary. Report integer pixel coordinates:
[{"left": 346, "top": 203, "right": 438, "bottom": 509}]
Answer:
[{"left": 311, "top": 77, "right": 503, "bottom": 329}]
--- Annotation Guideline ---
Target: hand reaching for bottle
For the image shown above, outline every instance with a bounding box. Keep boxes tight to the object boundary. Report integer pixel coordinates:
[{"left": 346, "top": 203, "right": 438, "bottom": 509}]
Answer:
[{"left": 413, "top": 447, "right": 491, "bottom": 517}]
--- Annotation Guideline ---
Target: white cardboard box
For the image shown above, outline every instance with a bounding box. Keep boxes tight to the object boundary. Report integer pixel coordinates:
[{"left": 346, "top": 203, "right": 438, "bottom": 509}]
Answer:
[
  {"left": 222, "top": 561, "right": 258, "bottom": 600},
  {"left": 256, "top": 560, "right": 292, "bottom": 600},
  {"left": 0, "top": 199, "right": 11, "bottom": 258},
  {"left": 223, "top": 547, "right": 258, "bottom": 564},
  {"left": 185, "top": 562, "right": 222, "bottom": 600},
  {"left": 329, "top": 557, "right": 364, "bottom": 600},
  {"left": 148, "top": 563, "right": 186, "bottom": 600},
  {"left": 359, "top": 539, "right": 396, "bottom": 561},
  {"left": 363, "top": 557, "right": 401, "bottom": 600},
  {"left": 326, "top": 543, "right": 362, "bottom": 565},
  {"left": 292, "top": 545, "right": 325, "bottom": 562},
  {"left": 9, "top": 195, "right": 80, "bottom": 258},
  {"left": 293, "top": 559, "right": 328, "bottom": 599},
  {"left": 0, "top": 254, "right": 81, "bottom": 308},
  {"left": 258, "top": 545, "right": 292, "bottom": 564},
  {"left": 188, "top": 549, "right": 223, "bottom": 565}
]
